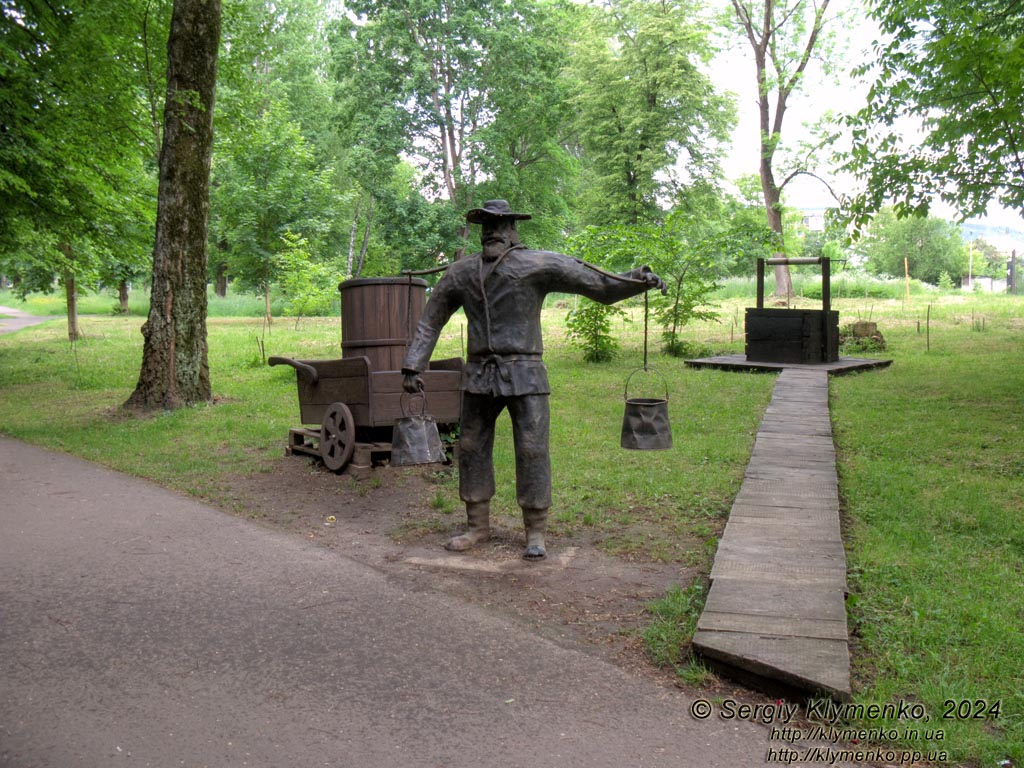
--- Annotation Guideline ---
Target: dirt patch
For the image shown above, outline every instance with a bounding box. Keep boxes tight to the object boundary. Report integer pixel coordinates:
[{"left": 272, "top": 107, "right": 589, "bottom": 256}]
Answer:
[{"left": 222, "top": 454, "right": 700, "bottom": 682}]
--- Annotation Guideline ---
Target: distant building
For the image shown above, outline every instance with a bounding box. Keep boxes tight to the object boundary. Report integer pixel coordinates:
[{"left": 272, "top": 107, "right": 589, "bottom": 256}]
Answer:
[{"left": 961, "top": 276, "right": 1008, "bottom": 293}]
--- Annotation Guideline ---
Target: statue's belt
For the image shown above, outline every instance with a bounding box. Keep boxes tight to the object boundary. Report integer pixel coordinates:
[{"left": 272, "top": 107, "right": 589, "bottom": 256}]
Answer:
[{"left": 466, "top": 354, "right": 544, "bottom": 383}]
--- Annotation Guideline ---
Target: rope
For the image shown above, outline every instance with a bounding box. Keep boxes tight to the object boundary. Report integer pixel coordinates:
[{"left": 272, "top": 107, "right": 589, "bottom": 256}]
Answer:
[{"left": 643, "top": 289, "right": 649, "bottom": 371}]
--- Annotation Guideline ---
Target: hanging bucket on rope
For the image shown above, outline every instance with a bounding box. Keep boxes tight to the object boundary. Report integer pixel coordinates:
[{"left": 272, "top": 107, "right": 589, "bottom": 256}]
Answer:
[
  {"left": 391, "top": 392, "right": 446, "bottom": 466},
  {"left": 620, "top": 367, "right": 673, "bottom": 450},
  {"left": 620, "top": 289, "right": 672, "bottom": 450}
]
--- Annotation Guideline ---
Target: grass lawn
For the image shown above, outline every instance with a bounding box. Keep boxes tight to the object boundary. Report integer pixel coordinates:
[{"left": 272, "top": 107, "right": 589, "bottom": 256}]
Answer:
[{"left": 0, "top": 286, "right": 1021, "bottom": 765}]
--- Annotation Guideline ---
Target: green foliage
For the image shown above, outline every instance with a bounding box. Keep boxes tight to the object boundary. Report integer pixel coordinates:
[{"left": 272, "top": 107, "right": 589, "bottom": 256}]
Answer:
[
  {"left": 969, "top": 237, "right": 1008, "bottom": 279},
  {"left": 860, "top": 208, "right": 968, "bottom": 285},
  {"left": 567, "top": 206, "right": 720, "bottom": 357},
  {"left": 338, "top": 0, "right": 579, "bottom": 226},
  {"left": 273, "top": 233, "right": 338, "bottom": 323},
  {"left": 211, "top": 97, "right": 339, "bottom": 304},
  {"left": 565, "top": 299, "right": 625, "bottom": 363},
  {"left": 567, "top": 0, "right": 732, "bottom": 226},
  {"left": 842, "top": 1, "right": 1024, "bottom": 225},
  {"left": 0, "top": 0, "right": 161, "bottom": 318},
  {"left": 716, "top": 186, "right": 784, "bottom": 277}
]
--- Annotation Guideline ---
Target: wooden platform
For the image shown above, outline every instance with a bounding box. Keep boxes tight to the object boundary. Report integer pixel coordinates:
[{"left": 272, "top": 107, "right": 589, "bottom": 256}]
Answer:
[
  {"left": 692, "top": 368, "right": 853, "bottom": 701},
  {"left": 685, "top": 353, "right": 891, "bottom": 375}
]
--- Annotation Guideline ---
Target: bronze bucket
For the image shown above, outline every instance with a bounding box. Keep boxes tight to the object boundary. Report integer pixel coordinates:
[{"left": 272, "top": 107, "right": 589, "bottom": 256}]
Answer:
[
  {"left": 391, "top": 392, "right": 446, "bottom": 466},
  {"left": 620, "top": 368, "right": 673, "bottom": 451}
]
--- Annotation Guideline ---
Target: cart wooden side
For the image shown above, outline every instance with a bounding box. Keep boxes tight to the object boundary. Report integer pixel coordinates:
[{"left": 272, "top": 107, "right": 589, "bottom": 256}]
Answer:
[{"left": 269, "top": 355, "right": 463, "bottom": 472}]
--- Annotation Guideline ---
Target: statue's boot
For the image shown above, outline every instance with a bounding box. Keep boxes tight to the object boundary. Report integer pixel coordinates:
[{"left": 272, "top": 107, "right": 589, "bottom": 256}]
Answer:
[
  {"left": 522, "top": 507, "right": 548, "bottom": 561},
  {"left": 445, "top": 502, "right": 491, "bottom": 552}
]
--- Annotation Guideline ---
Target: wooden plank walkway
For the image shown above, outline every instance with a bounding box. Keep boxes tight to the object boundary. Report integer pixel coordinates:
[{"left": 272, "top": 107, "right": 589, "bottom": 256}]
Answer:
[
  {"left": 686, "top": 353, "right": 891, "bottom": 375},
  {"left": 692, "top": 368, "right": 852, "bottom": 701}
]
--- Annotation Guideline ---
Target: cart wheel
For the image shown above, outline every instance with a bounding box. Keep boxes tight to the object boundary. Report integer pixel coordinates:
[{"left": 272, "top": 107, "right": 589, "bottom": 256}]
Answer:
[{"left": 321, "top": 402, "right": 355, "bottom": 471}]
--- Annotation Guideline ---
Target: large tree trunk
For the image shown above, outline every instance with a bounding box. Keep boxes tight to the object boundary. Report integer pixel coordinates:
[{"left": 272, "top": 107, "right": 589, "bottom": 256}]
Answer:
[{"left": 126, "top": 0, "right": 221, "bottom": 411}]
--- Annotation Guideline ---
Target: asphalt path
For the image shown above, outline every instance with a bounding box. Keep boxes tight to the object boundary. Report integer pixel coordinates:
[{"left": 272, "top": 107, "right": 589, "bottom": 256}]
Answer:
[
  {"left": 0, "top": 306, "right": 57, "bottom": 335},
  {"left": 0, "top": 437, "right": 802, "bottom": 768}
]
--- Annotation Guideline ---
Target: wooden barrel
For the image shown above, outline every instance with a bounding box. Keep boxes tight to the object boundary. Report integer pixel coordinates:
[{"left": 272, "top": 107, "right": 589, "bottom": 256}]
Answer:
[{"left": 338, "top": 277, "right": 427, "bottom": 371}]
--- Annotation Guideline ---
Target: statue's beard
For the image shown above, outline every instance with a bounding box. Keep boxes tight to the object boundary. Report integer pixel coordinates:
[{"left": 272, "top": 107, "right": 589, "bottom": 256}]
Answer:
[{"left": 482, "top": 235, "right": 510, "bottom": 261}]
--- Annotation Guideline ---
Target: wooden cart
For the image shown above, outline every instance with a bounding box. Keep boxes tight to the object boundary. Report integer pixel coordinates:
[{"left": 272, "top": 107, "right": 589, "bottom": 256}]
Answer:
[
  {"left": 270, "top": 276, "right": 462, "bottom": 473},
  {"left": 269, "top": 354, "right": 462, "bottom": 472}
]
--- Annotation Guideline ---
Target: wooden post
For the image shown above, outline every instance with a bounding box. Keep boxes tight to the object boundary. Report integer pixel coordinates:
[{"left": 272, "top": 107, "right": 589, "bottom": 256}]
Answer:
[
  {"left": 756, "top": 259, "right": 765, "bottom": 309},
  {"left": 821, "top": 257, "right": 831, "bottom": 362}
]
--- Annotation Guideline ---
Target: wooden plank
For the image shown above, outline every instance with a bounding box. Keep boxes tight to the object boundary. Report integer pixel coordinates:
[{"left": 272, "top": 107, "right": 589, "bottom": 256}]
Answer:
[
  {"left": 370, "top": 391, "right": 461, "bottom": 426},
  {"left": 709, "top": 559, "right": 847, "bottom": 589},
  {"left": 723, "top": 519, "right": 842, "bottom": 542},
  {"left": 693, "top": 630, "right": 851, "bottom": 700},
  {"left": 697, "top": 611, "right": 848, "bottom": 641},
  {"left": 683, "top": 354, "right": 892, "bottom": 375},
  {"left": 702, "top": 579, "right": 848, "bottom": 622},
  {"left": 744, "top": 467, "right": 837, "bottom": 483},
  {"left": 728, "top": 505, "right": 838, "bottom": 522},
  {"left": 733, "top": 487, "right": 838, "bottom": 503},
  {"left": 737, "top": 477, "right": 837, "bottom": 494},
  {"left": 716, "top": 528, "right": 843, "bottom": 552},
  {"left": 714, "top": 540, "right": 847, "bottom": 567},
  {"left": 747, "top": 455, "right": 837, "bottom": 471},
  {"left": 748, "top": 457, "right": 836, "bottom": 471}
]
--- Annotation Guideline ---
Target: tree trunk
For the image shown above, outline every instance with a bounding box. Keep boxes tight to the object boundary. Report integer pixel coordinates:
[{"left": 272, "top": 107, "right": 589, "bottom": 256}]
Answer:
[
  {"left": 734, "top": 0, "right": 830, "bottom": 303},
  {"left": 214, "top": 238, "right": 229, "bottom": 297},
  {"left": 755, "top": 52, "right": 792, "bottom": 302},
  {"left": 126, "top": 0, "right": 221, "bottom": 411},
  {"left": 57, "top": 242, "right": 81, "bottom": 341},
  {"left": 118, "top": 279, "right": 130, "bottom": 314},
  {"left": 353, "top": 199, "right": 374, "bottom": 277},
  {"left": 264, "top": 282, "right": 272, "bottom": 325},
  {"left": 62, "top": 266, "right": 81, "bottom": 342},
  {"left": 214, "top": 261, "right": 228, "bottom": 297},
  {"left": 347, "top": 199, "right": 361, "bottom": 277},
  {"left": 761, "top": 171, "right": 793, "bottom": 302}
]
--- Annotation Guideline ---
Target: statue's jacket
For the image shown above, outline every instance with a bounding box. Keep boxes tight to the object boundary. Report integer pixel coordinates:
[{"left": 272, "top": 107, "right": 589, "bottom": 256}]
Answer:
[{"left": 403, "top": 248, "right": 650, "bottom": 398}]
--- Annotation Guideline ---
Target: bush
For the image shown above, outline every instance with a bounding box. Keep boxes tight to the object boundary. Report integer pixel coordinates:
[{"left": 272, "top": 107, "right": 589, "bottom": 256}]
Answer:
[{"left": 565, "top": 299, "right": 624, "bottom": 363}]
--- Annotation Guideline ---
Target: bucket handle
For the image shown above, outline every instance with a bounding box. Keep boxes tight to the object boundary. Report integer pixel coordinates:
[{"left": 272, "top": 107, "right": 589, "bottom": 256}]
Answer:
[
  {"left": 624, "top": 366, "right": 669, "bottom": 403},
  {"left": 400, "top": 391, "right": 430, "bottom": 418}
]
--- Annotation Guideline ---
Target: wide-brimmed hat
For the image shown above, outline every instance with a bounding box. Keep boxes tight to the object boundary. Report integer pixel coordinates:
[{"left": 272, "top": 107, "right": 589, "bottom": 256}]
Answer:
[{"left": 466, "top": 199, "right": 532, "bottom": 224}]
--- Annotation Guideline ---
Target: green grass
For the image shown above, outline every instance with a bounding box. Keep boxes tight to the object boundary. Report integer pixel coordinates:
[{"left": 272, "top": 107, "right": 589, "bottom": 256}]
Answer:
[
  {"left": 1, "top": 288, "right": 1022, "bottom": 765},
  {"left": 642, "top": 581, "right": 714, "bottom": 685},
  {"left": 827, "top": 294, "right": 1024, "bottom": 766},
  {"left": 0, "top": 286, "right": 331, "bottom": 318}
]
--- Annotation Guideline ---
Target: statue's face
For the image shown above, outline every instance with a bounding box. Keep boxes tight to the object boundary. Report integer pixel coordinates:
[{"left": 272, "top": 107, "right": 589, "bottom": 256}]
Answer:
[{"left": 480, "top": 218, "right": 517, "bottom": 261}]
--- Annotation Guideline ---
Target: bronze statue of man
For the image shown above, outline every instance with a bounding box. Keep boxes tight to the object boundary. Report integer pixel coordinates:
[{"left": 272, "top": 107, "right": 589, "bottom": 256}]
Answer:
[{"left": 402, "top": 200, "right": 665, "bottom": 561}]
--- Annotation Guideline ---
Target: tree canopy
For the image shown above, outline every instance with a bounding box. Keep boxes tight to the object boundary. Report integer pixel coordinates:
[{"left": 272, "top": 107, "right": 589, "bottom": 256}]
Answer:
[
  {"left": 842, "top": 0, "right": 1024, "bottom": 226},
  {"left": 568, "top": 0, "right": 733, "bottom": 227},
  {"left": 0, "top": 0, "right": 162, "bottom": 336},
  {"left": 859, "top": 207, "right": 967, "bottom": 285}
]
